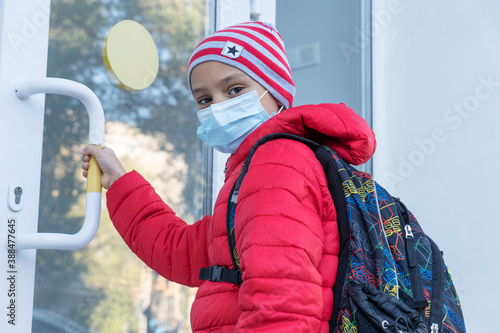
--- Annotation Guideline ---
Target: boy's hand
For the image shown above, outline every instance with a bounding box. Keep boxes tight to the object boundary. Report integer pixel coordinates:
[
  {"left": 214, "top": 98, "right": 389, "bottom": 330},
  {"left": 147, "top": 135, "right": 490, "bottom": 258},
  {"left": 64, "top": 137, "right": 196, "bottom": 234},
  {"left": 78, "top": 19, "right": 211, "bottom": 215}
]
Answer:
[{"left": 80, "top": 145, "right": 127, "bottom": 189}]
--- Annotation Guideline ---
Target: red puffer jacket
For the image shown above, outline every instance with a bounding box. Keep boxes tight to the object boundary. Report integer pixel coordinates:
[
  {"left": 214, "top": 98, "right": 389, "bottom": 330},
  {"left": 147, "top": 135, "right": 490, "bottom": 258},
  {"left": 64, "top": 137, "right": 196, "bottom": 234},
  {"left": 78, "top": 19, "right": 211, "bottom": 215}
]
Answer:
[{"left": 107, "top": 103, "right": 376, "bottom": 332}]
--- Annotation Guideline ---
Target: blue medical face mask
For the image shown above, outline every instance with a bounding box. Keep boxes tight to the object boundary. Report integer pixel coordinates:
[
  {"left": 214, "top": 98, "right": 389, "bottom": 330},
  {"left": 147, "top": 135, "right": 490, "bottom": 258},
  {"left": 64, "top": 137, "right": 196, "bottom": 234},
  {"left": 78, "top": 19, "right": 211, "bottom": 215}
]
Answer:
[{"left": 197, "top": 90, "right": 271, "bottom": 154}]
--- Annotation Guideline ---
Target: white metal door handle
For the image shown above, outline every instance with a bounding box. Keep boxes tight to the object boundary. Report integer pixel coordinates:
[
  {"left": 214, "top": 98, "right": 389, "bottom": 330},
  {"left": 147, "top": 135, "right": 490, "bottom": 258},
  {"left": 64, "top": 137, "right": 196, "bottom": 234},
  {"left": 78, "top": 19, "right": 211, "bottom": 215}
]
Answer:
[{"left": 13, "top": 77, "right": 105, "bottom": 250}]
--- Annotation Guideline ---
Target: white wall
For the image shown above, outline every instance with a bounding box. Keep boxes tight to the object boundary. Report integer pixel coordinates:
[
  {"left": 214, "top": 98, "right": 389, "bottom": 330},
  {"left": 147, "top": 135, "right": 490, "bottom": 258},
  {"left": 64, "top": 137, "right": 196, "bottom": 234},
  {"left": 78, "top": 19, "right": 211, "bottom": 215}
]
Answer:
[{"left": 372, "top": 1, "right": 500, "bottom": 331}]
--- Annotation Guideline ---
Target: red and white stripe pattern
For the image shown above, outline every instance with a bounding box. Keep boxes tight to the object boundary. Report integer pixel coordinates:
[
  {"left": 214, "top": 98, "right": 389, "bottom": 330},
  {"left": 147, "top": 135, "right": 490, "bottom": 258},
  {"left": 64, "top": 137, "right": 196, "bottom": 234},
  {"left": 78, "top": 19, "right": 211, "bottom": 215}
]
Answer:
[{"left": 188, "top": 22, "right": 295, "bottom": 109}]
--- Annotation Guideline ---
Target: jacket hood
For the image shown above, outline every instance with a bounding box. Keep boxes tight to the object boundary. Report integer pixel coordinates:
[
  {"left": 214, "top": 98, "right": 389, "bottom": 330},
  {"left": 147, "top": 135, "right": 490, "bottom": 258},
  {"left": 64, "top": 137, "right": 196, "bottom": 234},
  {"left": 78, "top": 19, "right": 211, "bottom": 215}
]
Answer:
[{"left": 226, "top": 103, "right": 376, "bottom": 177}]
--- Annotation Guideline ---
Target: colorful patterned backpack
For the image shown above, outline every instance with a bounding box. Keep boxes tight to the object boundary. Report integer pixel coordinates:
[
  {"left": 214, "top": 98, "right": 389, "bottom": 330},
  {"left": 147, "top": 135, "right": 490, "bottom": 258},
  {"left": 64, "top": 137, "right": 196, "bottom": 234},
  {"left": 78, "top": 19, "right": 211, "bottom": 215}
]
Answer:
[{"left": 199, "top": 133, "right": 466, "bottom": 333}]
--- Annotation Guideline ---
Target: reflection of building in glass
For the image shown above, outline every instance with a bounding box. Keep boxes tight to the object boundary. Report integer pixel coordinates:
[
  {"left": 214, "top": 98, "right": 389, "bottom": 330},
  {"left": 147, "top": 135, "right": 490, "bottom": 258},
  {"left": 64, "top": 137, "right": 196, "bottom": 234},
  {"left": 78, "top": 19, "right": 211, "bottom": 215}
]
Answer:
[
  {"left": 32, "top": 308, "right": 90, "bottom": 333},
  {"left": 135, "top": 267, "right": 196, "bottom": 333},
  {"left": 107, "top": 121, "right": 198, "bottom": 333}
]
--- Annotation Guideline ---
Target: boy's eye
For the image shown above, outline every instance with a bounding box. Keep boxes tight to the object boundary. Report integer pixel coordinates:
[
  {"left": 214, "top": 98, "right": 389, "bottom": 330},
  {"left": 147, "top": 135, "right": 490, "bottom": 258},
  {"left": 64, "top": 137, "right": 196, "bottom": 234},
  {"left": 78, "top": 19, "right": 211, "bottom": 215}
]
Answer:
[
  {"left": 229, "top": 87, "right": 243, "bottom": 95},
  {"left": 198, "top": 97, "right": 211, "bottom": 105}
]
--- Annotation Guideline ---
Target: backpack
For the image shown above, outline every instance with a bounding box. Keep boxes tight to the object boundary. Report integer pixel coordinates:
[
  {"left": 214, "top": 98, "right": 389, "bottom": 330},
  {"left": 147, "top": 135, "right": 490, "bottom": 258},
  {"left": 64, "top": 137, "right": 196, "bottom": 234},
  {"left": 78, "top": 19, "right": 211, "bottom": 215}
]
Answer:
[{"left": 199, "top": 133, "right": 466, "bottom": 333}]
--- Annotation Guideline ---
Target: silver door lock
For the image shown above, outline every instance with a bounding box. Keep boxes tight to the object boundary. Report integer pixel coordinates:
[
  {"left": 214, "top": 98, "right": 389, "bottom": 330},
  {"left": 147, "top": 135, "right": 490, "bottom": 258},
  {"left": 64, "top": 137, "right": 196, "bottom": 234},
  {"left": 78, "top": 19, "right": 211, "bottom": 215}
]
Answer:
[
  {"left": 14, "top": 187, "right": 23, "bottom": 204},
  {"left": 8, "top": 181, "right": 24, "bottom": 212}
]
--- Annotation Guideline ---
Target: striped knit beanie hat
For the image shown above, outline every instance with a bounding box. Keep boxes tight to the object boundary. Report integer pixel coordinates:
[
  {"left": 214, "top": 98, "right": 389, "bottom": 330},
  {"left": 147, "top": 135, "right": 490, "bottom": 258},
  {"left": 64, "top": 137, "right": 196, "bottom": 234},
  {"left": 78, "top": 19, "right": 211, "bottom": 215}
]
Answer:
[{"left": 188, "top": 22, "right": 295, "bottom": 109}]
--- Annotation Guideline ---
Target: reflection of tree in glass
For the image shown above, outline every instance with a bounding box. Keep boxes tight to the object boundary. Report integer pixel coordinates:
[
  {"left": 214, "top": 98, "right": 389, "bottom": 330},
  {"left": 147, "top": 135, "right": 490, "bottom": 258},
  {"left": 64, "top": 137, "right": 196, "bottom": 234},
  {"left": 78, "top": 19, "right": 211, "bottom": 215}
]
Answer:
[{"left": 33, "top": 0, "right": 208, "bottom": 331}]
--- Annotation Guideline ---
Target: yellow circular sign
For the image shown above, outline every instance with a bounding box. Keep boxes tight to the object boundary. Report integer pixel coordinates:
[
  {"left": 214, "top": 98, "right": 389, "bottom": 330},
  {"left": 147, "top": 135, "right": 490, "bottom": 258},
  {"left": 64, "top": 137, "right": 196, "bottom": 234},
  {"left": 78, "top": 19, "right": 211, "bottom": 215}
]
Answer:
[{"left": 103, "top": 20, "right": 159, "bottom": 91}]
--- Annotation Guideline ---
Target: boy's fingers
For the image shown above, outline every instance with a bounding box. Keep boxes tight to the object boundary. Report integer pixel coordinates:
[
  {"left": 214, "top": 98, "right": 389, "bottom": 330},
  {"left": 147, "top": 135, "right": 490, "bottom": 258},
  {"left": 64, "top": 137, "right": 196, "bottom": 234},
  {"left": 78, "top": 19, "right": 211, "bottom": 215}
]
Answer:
[
  {"left": 80, "top": 144, "right": 105, "bottom": 157},
  {"left": 80, "top": 145, "right": 90, "bottom": 154}
]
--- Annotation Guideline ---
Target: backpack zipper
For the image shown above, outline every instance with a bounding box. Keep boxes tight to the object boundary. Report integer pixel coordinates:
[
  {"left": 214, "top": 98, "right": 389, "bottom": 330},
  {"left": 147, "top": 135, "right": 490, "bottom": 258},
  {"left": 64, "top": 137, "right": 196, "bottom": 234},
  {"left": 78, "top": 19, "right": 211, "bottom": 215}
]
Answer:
[
  {"left": 428, "top": 236, "right": 446, "bottom": 332},
  {"left": 393, "top": 198, "right": 446, "bottom": 330},
  {"left": 404, "top": 225, "right": 417, "bottom": 267},
  {"left": 395, "top": 198, "right": 424, "bottom": 305}
]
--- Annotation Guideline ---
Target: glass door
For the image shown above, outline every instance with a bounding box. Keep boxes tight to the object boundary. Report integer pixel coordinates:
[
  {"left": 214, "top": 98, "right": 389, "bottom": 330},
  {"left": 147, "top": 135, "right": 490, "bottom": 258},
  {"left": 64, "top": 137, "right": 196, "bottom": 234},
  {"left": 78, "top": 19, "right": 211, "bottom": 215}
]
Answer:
[{"left": 26, "top": 1, "right": 214, "bottom": 332}]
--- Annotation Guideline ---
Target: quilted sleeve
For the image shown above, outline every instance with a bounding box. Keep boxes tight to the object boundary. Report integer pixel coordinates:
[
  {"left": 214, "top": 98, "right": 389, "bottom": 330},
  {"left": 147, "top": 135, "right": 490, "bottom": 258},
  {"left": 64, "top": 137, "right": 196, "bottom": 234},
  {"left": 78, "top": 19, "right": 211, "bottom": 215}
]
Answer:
[
  {"left": 234, "top": 139, "right": 335, "bottom": 332},
  {"left": 106, "top": 170, "right": 210, "bottom": 287}
]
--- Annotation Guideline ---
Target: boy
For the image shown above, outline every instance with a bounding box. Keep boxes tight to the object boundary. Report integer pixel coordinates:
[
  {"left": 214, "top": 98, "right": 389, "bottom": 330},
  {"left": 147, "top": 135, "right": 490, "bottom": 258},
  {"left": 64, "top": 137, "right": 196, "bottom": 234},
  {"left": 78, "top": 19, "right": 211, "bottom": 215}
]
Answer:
[{"left": 81, "top": 21, "right": 375, "bottom": 332}]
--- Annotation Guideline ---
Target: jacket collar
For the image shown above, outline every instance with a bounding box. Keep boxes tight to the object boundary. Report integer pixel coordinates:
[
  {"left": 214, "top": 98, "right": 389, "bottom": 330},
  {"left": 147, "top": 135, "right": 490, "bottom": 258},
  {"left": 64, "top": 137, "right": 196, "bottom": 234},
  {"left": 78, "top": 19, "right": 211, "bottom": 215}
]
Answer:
[{"left": 224, "top": 103, "right": 377, "bottom": 179}]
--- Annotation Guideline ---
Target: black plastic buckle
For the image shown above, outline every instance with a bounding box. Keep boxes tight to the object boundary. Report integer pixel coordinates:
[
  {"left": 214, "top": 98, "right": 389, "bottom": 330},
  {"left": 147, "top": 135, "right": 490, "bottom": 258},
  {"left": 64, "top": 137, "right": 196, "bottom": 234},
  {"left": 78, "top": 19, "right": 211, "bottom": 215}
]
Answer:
[
  {"left": 211, "top": 266, "right": 223, "bottom": 282},
  {"left": 236, "top": 269, "right": 243, "bottom": 286},
  {"left": 199, "top": 266, "right": 242, "bottom": 286}
]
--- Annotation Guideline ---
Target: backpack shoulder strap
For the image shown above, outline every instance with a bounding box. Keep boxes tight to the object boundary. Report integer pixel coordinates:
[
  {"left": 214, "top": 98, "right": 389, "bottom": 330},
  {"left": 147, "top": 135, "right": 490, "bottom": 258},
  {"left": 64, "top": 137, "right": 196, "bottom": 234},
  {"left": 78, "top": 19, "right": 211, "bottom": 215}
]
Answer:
[
  {"left": 313, "top": 146, "right": 352, "bottom": 322},
  {"left": 226, "top": 133, "right": 321, "bottom": 270}
]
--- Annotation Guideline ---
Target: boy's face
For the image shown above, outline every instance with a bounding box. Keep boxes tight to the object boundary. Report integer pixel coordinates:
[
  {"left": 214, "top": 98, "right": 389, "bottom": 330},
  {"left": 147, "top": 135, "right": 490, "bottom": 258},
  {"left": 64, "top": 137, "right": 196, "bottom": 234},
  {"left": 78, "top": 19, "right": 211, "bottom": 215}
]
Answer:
[{"left": 190, "top": 61, "right": 281, "bottom": 115}]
